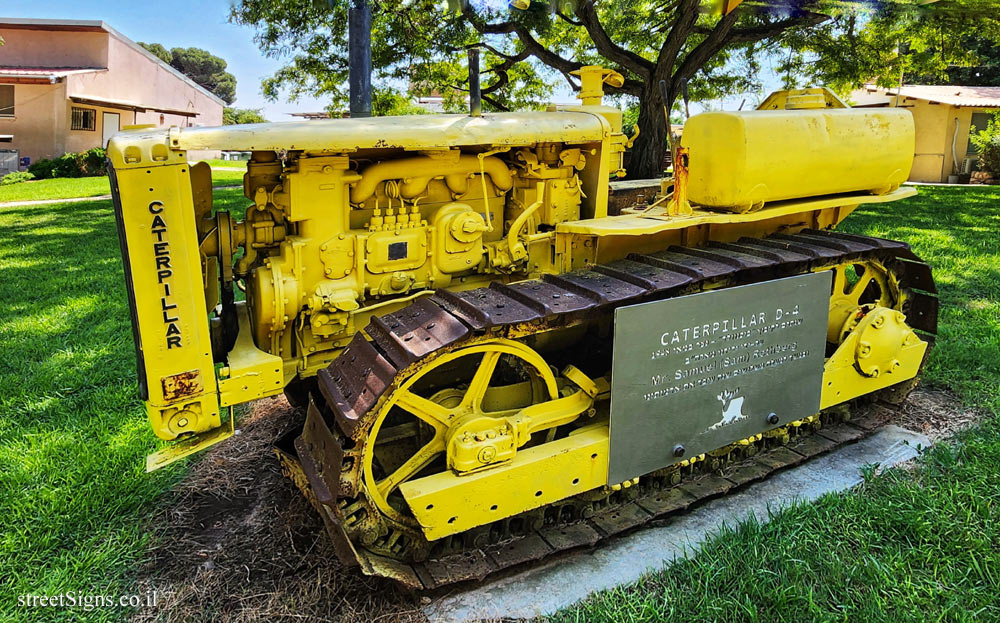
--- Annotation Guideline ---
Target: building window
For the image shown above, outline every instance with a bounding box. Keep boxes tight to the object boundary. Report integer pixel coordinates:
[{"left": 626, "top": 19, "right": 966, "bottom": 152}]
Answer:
[
  {"left": 0, "top": 85, "right": 13, "bottom": 117},
  {"left": 71, "top": 107, "right": 97, "bottom": 131},
  {"left": 968, "top": 112, "right": 994, "bottom": 154}
]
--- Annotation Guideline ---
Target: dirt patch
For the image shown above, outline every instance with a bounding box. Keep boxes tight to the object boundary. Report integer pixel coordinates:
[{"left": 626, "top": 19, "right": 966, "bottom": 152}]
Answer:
[
  {"left": 133, "top": 396, "right": 424, "bottom": 623},
  {"left": 897, "top": 388, "right": 985, "bottom": 443}
]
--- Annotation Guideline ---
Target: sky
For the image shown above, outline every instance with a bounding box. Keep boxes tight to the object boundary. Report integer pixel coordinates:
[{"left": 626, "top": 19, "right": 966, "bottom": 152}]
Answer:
[
  {"left": 2, "top": 1, "right": 785, "bottom": 121},
  {"left": 2, "top": 1, "right": 331, "bottom": 120}
]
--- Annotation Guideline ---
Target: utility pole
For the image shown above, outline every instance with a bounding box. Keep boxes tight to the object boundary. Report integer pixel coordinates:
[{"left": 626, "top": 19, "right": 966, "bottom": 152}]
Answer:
[{"left": 348, "top": 0, "right": 372, "bottom": 117}]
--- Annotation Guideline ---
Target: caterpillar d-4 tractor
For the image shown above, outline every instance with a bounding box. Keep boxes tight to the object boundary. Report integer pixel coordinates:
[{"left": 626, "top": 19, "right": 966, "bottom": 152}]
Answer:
[{"left": 108, "top": 67, "right": 937, "bottom": 588}]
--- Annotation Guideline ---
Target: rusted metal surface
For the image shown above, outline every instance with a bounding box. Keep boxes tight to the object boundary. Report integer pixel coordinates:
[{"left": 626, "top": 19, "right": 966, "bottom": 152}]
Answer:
[
  {"left": 283, "top": 231, "right": 939, "bottom": 590},
  {"left": 316, "top": 333, "right": 397, "bottom": 440},
  {"left": 786, "top": 432, "right": 839, "bottom": 458},
  {"left": 747, "top": 236, "right": 828, "bottom": 260},
  {"left": 274, "top": 435, "right": 360, "bottom": 567},
  {"left": 542, "top": 270, "right": 647, "bottom": 305},
  {"left": 538, "top": 522, "right": 601, "bottom": 550},
  {"left": 484, "top": 534, "right": 553, "bottom": 568},
  {"left": 293, "top": 398, "right": 344, "bottom": 505},
  {"left": 677, "top": 473, "right": 735, "bottom": 501},
  {"left": 635, "top": 487, "right": 698, "bottom": 516},
  {"left": 490, "top": 280, "right": 595, "bottom": 316},
  {"left": 716, "top": 240, "right": 813, "bottom": 265},
  {"left": 593, "top": 259, "right": 694, "bottom": 292},
  {"left": 607, "top": 179, "right": 661, "bottom": 216},
  {"left": 161, "top": 369, "right": 203, "bottom": 401},
  {"left": 434, "top": 287, "right": 541, "bottom": 328},
  {"left": 906, "top": 291, "right": 940, "bottom": 333},
  {"left": 365, "top": 298, "right": 470, "bottom": 368},
  {"left": 719, "top": 459, "right": 772, "bottom": 487},
  {"left": 590, "top": 502, "right": 652, "bottom": 537},
  {"left": 638, "top": 248, "right": 736, "bottom": 280}
]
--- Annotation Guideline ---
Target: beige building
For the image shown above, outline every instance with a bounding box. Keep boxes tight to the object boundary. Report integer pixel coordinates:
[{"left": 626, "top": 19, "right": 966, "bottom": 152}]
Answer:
[
  {"left": 852, "top": 85, "right": 1000, "bottom": 183},
  {"left": 0, "top": 18, "right": 224, "bottom": 174}
]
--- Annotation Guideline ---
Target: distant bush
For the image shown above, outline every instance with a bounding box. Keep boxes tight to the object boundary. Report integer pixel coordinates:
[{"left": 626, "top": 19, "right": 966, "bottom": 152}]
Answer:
[
  {"left": 27, "top": 148, "right": 107, "bottom": 180},
  {"left": 27, "top": 159, "right": 56, "bottom": 180},
  {"left": 1, "top": 171, "right": 35, "bottom": 185},
  {"left": 970, "top": 112, "right": 1000, "bottom": 177},
  {"left": 79, "top": 148, "right": 108, "bottom": 176}
]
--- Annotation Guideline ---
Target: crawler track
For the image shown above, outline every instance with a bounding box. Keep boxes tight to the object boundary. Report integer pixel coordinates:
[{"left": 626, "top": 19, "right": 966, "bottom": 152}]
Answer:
[{"left": 277, "top": 228, "right": 938, "bottom": 589}]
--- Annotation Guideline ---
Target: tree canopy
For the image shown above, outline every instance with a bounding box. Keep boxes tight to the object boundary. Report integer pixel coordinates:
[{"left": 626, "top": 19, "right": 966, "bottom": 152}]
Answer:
[
  {"left": 223, "top": 107, "right": 268, "bottom": 124},
  {"left": 139, "top": 42, "right": 238, "bottom": 104},
  {"left": 907, "top": 34, "right": 1000, "bottom": 86},
  {"left": 231, "top": 0, "right": 1000, "bottom": 178}
]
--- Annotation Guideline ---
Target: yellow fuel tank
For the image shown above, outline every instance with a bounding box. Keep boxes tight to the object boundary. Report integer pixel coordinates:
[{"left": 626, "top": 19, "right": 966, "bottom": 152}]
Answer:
[{"left": 682, "top": 108, "right": 914, "bottom": 212}]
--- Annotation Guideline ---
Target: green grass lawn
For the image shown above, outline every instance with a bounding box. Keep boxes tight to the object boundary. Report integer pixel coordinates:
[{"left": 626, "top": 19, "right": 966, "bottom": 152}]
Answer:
[
  {"left": 0, "top": 188, "right": 248, "bottom": 622},
  {"left": 0, "top": 168, "right": 245, "bottom": 203},
  {"left": 553, "top": 186, "right": 1000, "bottom": 623},
  {"left": 192, "top": 158, "right": 248, "bottom": 169}
]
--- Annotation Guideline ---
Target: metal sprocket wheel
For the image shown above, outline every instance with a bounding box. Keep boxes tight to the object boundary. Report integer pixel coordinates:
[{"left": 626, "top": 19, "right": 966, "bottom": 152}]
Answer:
[
  {"left": 360, "top": 338, "right": 560, "bottom": 525},
  {"left": 825, "top": 258, "right": 903, "bottom": 343}
]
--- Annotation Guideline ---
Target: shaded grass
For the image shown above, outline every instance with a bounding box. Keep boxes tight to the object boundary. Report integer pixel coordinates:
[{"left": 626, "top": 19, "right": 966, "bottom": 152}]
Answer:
[
  {"left": 0, "top": 169, "right": 244, "bottom": 203},
  {"left": 0, "top": 188, "right": 249, "bottom": 622},
  {"left": 552, "top": 185, "right": 1000, "bottom": 623}
]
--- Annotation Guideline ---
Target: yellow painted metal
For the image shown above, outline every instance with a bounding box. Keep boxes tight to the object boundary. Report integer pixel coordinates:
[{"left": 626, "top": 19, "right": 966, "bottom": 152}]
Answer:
[
  {"left": 819, "top": 261, "right": 928, "bottom": 408},
  {"left": 165, "top": 112, "right": 608, "bottom": 153},
  {"left": 570, "top": 66, "right": 624, "bottom": 106},
  {"left": 105, "top": 69, "right": 927, "bottom": 479},
  {"left": 400, "top": 424, "right": 609, "bottom": 541},
  {"left": 558, "top": 187, "right": 915, "bottom": 236},
  {"left": 821, "top": 308, "right": 927, "bottom": 408},
  {"left": 757, "top": 87, "right": 849, "bottom": 111},
  {"left": 826, "top": 260, "right": 898, "bottom": 343},
  {"left": 361, "top": 338, "right": 581, "bottom": 525},
  {"left": 681, "top": 108, "right": 915, "bottom": 211},
  {"left": 721, "top": 0, "right": 744, "bottom": 14},
  {"left": 218, "top": 302, "right": 285, "bottom": 407},
  {"left": 145, "top": 407, "right": 234, "bottom": 472},
  {"left": 108, "top": 144, "right": 221, "bottom": 444}
]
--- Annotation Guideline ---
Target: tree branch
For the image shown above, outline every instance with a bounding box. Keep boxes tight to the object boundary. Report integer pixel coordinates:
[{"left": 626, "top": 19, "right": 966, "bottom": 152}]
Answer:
[
  {"left": 574, "top": 0, "right": 654, "bottom": 77},
  {"left": 555, "top": 10, "right": 582, "bottom": 27},
  {"left": 655, "top": 0, "right": 702, "bottom": 80},
  {"left": 695, "top": 11, "right": 830, "bottom": 45},
  {"left": 482, "top": 93, "right": 510, "bottom": 111},
  {"left": 461, "top": 6, "right": 583, "bottom": 75},
  {"left": 672, "top": 9, "right": 741, "bottom": 84}
]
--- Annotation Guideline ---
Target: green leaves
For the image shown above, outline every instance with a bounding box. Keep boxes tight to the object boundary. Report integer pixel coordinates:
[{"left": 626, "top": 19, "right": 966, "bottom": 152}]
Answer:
[
  {"left": 778, "top": 0, "right": 1000, "bottom": 95},
  {"left": 968, "top": 111, "right": 1000, "bottom": 177},
  {"left": 223, "top": 107, "right": 269, "bottom": 124},
  {"left": 139, "top": 42, "right": 238, "bottom": 104}
]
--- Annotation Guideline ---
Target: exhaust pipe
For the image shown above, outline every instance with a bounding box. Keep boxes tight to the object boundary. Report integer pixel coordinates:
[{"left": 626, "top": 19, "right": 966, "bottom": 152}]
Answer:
[{"left": 468, "top": 47, "right": 481, "bottom": 117}]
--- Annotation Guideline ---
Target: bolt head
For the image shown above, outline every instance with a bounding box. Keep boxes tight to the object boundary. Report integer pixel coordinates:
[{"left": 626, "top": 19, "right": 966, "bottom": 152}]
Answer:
[
  {"left": 673, "top": 444, "right": 686, "bottom": 458},
  {"left": 767, "top": 413, "right": 779, "bottom": 425}
]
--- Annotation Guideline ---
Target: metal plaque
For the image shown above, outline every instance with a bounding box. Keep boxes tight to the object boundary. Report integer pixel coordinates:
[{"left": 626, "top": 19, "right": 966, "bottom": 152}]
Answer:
[{"left": 608, "top": 271, "right": 831, "bottom": 484}]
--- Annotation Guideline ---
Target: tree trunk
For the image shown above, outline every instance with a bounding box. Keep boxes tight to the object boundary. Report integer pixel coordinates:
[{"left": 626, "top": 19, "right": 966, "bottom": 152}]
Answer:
[{"left": 627, "top": 86, "right": 671, "bottom": 180}]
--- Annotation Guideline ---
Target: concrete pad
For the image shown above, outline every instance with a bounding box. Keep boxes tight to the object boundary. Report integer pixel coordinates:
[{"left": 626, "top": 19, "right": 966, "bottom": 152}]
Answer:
[{"left": 425, "top": 425, "right": 929, "bottom": 623}]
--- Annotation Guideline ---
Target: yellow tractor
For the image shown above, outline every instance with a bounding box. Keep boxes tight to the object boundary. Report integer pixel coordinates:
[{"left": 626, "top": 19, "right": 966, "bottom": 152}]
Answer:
[{"left": 108, "top": 66, "right": 936, "bottom": 588}]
